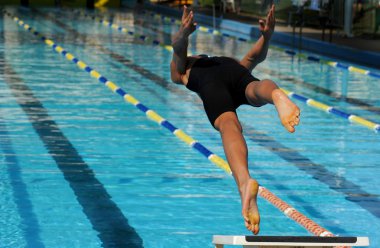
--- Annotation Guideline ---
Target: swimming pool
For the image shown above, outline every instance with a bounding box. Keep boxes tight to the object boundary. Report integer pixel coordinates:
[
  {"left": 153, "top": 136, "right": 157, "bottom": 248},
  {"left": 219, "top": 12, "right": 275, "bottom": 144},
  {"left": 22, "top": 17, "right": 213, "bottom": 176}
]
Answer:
[{"left": 0, "top": 5, "right": 379, "bottom": 247}]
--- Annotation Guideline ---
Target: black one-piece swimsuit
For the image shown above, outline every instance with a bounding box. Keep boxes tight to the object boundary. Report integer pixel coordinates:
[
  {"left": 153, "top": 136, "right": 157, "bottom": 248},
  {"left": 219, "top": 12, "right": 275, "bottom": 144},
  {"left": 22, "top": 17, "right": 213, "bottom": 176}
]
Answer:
[{"left": 186, "top": 55, "right": 260, "bottom": 126}]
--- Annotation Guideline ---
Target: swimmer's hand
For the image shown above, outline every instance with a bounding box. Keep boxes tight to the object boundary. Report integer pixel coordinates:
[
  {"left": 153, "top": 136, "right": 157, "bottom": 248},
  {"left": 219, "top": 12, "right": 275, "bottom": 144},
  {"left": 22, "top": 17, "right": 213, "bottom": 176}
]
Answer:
[
  {"left": 259, "top": 4, "right": 275, "bottom": 40},
  {"left": 180, "top": 6, "right": 197, "bottom": 37}
]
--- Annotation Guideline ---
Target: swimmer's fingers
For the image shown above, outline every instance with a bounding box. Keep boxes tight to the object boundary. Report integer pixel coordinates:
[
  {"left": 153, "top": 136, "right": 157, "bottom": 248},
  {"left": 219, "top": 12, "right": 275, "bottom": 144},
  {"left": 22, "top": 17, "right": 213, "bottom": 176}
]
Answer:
[
  {"left": 259, "top": 5, "right": 273, "bottom": 29},
  {"left": 181, "top": 5, "right": 190, "bottom": 22},
  {"left": 260, "top": 4, "right": 275, "bottom": 39},
  {"left": 266, "top": 7, "right": 271, "bottom": 23},
  {"left": 266, "top": 5, "right": 275, "bottom": 27},
  {"left": 259, "top": 19, "right": 265, "bottom": 30},
  {"left": 268, "top": 5, "right": 275, "bottom": 27},
  {"left": 180, "top": 10, "right": 196, "bottom": 36},
  {"left": 183, "top": 11, "right": 195, "bottom": 29},
  {"left": 185, "top": 11, "right": 194, "bottom": 25}
]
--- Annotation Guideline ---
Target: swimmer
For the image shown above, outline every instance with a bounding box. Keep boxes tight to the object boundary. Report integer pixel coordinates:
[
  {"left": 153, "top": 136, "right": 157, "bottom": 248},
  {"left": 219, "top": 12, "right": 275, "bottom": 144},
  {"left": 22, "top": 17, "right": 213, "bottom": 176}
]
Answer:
[{"left": 170, "top": 5, "right": 300, "bottom": 234}]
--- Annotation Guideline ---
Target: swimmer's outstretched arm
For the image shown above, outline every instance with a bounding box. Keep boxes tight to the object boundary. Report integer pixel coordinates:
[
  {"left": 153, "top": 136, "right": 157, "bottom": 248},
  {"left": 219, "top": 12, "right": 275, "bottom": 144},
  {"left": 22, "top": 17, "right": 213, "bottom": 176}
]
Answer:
[
  {"left": 170, "top": 6, "right": 196, "bottom": 84},
  {"left": 240, "top": 4, "right": 275, "bottom": 72}
]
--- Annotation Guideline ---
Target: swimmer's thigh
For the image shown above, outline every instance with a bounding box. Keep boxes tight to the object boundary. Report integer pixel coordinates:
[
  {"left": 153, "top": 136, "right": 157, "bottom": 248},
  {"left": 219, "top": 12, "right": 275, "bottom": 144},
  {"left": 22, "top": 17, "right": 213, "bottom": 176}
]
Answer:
[{"left": 199, "top": 83, "right": 236, "bottom": 129}]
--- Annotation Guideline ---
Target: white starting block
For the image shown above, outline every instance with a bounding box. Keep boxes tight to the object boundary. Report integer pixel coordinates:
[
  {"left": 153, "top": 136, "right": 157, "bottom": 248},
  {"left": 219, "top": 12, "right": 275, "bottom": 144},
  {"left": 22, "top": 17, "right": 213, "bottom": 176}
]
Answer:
[{"left": 212, "top": 235, "right": 369, "bottom": 248}]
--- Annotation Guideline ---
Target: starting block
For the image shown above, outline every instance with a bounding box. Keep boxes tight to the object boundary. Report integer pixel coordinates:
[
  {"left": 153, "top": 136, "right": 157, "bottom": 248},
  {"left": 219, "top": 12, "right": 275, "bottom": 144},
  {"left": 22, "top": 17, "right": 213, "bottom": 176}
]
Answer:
[{"left": 212, "top": 235, "right": 369, "bottom": 248}]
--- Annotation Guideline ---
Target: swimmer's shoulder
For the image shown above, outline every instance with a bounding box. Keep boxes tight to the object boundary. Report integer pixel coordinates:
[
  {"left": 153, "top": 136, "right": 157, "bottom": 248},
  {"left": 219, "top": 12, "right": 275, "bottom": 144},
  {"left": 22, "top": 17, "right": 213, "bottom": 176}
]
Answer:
[{"left": 186, "top": 55, "right": 207, "bottom": 68}]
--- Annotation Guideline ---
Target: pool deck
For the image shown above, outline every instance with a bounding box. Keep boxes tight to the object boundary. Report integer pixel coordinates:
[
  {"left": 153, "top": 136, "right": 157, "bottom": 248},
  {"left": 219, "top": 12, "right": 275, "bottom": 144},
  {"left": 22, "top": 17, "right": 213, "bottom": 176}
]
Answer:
[{"left": 144, "top": 3, "right": 380, "bottom": 70}]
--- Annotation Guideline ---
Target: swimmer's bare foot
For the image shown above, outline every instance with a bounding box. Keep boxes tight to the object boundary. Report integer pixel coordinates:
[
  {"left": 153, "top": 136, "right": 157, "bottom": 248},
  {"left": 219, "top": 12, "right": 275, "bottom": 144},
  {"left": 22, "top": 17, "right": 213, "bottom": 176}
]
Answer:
[
  {"left": 272, "top": 89, "right": 300, "bottom": 133},
  {"left": 241, "top": 179, "right": 260, "bottom": 235}
]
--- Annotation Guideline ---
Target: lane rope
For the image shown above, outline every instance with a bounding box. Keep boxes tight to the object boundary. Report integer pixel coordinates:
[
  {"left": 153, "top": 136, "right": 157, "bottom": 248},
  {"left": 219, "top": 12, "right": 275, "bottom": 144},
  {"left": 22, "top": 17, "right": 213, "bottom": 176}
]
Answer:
[
  {"left": 6, "top": 10, "right": 336, "bottom": 237},
  {"left": 77, "top": 9, "right": 380, "bottom": 133}
]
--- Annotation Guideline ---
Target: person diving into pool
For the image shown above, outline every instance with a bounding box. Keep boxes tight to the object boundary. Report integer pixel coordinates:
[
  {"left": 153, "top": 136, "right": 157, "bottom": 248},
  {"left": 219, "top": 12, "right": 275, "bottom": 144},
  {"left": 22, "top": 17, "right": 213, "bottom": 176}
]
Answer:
[{"left": 170, "top": 4, "right": 300, "bottom": 234}]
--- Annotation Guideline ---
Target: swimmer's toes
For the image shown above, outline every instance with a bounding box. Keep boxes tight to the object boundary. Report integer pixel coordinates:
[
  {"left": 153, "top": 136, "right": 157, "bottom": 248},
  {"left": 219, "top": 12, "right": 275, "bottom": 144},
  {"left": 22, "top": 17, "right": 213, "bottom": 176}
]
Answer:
[
  {"left": 253, "top": 224, "right": 260, "bottom": 235},
  {"left": 295, "top": 116, "right": 300, "bottom": 125},
  {"left": 286, "top": 123, "right": 295, "bottom": 133}
]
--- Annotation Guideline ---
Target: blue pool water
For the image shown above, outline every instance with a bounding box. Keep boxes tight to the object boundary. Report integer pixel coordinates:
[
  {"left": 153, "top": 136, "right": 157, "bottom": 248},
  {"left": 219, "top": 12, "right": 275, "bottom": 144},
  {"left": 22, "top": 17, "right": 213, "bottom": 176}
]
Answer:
[{"left": 0, "top": 5, "right": 380, "bottom": 248}]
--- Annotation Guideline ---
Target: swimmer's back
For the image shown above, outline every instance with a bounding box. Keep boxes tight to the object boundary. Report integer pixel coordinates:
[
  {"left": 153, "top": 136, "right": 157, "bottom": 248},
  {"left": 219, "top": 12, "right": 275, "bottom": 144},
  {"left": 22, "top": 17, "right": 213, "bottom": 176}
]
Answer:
[{"left": 186, "top": 55, "right": 255, "bottom": 93}]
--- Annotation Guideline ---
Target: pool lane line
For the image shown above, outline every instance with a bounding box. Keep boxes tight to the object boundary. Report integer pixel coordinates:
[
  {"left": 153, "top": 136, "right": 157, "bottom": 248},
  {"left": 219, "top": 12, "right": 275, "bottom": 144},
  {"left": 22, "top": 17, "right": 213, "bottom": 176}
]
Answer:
[
  {"left": 8, "top": 11, "right": 339, "bottom": 238},
  {"left": 2, "top": 57, "right": 143, "bottom": 247},
  {"left": 0, "top": 13, "right": 44, "bottom": 247},
  {"left": 0, "top": 118, "right": 45, "bottom": 247},
  {"left": 78, "top": 10, "right": 380, "bottom": 133},
  {"left": 137, "top": 9, "right": 380, "bottom": 79}
]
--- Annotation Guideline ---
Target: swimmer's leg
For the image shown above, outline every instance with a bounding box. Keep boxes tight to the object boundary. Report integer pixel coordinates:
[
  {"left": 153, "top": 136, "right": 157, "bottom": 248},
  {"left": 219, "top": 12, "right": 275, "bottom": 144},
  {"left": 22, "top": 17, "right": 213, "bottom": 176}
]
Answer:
[
  {"left": 214, "top": 112, "right": 260, "bottom": 234},
  {"left": 245, "top": 79, "right": 300, "bottom": 133}
]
